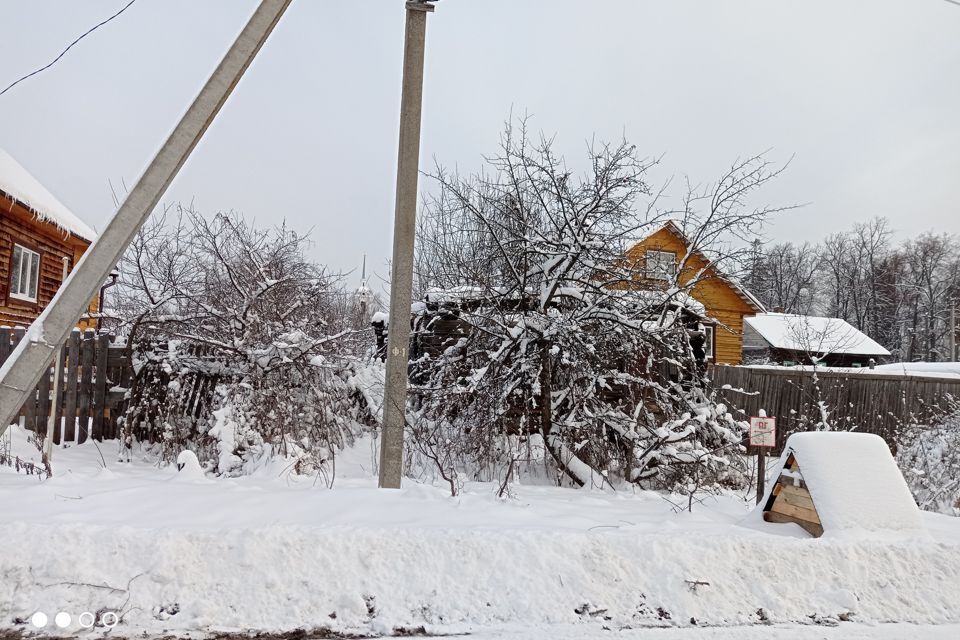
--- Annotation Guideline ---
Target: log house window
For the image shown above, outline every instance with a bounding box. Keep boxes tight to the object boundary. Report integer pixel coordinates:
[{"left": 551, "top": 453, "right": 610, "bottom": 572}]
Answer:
[
  {"left": 645, "top": 249, "right": 676, "bottom": 280},
  {"left": 10, "top": 244, "right": 41, "bottom": 303}
]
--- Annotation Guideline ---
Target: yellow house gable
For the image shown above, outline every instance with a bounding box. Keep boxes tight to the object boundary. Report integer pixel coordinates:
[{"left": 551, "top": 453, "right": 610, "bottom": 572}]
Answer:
[{"left": 624, "top": 223, "right": 764, "bottom": 365}]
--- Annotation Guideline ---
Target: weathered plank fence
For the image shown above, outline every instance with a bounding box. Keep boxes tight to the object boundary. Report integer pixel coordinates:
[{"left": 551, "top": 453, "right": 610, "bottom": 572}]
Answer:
[
  {"left": 122, "top": 342, "right": 221, "bottom": 444},
  {"left": 1, "top": 327, "right": 130, "bottom": 443},
  {"left": 710, "top": 364, "right": 960, "bottom": 451}
]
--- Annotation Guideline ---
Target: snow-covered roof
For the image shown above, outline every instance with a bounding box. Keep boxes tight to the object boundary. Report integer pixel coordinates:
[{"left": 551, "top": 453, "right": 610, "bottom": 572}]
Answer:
[
  {"left": 781, "top": 432, "right": 923, "bottom": 536},
  {"left": 745, "top": 313, "right": 890, "bottom": 356},
  {"left": 0, "top": 146, "right": 96, "bottom": 241}
]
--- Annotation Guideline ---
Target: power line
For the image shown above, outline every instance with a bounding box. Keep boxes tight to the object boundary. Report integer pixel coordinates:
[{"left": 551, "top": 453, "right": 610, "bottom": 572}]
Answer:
[{"left": 0, "top": 0, "right": 139, "bottom": 99}]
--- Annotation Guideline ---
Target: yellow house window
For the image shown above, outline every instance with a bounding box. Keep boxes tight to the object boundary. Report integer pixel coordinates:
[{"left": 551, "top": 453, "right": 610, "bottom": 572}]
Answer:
[{"left": 645, "top": 250, "right": 676, "bottom": 280}]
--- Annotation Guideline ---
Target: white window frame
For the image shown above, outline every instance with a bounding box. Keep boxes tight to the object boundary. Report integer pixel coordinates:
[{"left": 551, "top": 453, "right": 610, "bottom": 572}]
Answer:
[
  {"left": 704, "top": 324, "right": 715, "bottom": 361},
  {"left": 10, "top": 243, "right": 41, "bottom": 303},
  {"left": 645, "top": 249, "right": 676, "bottom": 281}
]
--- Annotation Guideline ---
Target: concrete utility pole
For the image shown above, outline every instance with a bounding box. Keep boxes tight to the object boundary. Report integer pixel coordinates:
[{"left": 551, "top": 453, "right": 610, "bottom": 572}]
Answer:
[
  {"left": 378, "top": 0, "right": 436, "bottom": 489},
  {"left": 0, "top": 0, "right": 292, "bottom": 436},
  {"left": 42, "top": 257, "right": 71, "bottom": 466}
]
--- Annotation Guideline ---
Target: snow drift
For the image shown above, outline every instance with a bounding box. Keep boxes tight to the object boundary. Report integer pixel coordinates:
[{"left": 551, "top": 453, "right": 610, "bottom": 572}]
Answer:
[{"left": 1, "top": 430, "right": 959, "bottom": 636}]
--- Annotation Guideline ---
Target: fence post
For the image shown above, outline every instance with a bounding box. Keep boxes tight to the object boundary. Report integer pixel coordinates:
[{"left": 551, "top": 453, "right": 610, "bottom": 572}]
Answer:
[
  {"left": 52, "top": 344, "right": 67, "bottom": 445},
  {"left": 77, "top": 330, "right": 95, "bottom": 444},
  {"left": 0, "top": 327, "right": 10, "bottom": 366},
  {"left": 117, "top": 344, "right": 133, "bottom": 441},
  {"left": 37, "top": 363, "right": 51, "bottom": 436},
  {"left": 64, "top": 330, "right": 80, "bottom": 442},
  {"left": 92, "top": 333, "right": 111, "bottom": 441}
]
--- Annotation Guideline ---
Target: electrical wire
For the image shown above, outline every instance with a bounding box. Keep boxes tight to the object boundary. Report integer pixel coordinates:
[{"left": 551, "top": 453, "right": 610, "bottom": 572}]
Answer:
[{"left": 0, "top": 0, "right": 139, "bottom": 98}]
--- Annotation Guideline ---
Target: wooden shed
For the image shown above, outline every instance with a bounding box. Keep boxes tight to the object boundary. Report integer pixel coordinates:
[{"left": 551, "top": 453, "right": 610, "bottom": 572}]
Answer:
[
  {"left": 761, "top": 432, "right": 923, "bottom": 538},
  {"left": 0, "top": 147, "right": 98, "bottom": 328},
  {"left": 743, "top": 312, "right": 890, "bottom": 367}
]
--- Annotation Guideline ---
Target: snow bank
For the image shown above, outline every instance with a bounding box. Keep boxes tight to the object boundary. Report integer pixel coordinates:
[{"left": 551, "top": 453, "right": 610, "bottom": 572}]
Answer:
[
  {"left": 4, "top": 519, "right": 959, "bottom": 636},
  {"left": 1, "top": 431, "right": 958, "bottom": 636},
  {"left": 782, "top": 432, "right": 924, "bottom": 536},
  {"left": 0, "top": 147, "right": 96, "bottom": 240}
]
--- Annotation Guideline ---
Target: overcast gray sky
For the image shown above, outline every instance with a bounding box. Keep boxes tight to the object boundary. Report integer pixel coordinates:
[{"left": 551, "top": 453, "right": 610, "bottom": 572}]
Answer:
[{"left": 1, "top": 0, "right": 958, "bottom": 288}]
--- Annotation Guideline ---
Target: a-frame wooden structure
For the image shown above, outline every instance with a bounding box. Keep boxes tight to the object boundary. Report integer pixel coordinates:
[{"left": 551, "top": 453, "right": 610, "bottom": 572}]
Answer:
[{"left": 762, "top": 452, "right": 823, "bottom": 537}]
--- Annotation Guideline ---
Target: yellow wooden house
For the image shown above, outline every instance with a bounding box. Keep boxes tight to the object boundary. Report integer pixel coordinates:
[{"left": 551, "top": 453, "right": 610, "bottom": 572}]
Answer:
[{"left": 624, "top": 221, "right": 765, "bottom": 365}]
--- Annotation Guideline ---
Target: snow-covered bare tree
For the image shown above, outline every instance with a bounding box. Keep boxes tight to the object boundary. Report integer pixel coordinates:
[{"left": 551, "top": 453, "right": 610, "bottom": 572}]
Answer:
[
  {"left": 410, "top": 119, "right": 788, "bottom": 493},
  {"left": 900, "top": 232, "right": 959, "bottom": 362},
  {"left": 112, "top": 207, "right": 372, "bottom": 477}
]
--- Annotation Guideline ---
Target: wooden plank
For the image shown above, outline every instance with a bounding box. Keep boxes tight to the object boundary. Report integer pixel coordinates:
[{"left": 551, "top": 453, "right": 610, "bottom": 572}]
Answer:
[
  {"left": 106, "top": 351, "right": 131, "bottom": 368},
  {"left": 776, "top": 474, "right": 807, "bottom": 490},
  {"left": 77, "top": 330, "right": 96, "bottom": 444},
  {"left": 763, "top": 510, "right": 824, "bottom": 537},
  {"left": 92, "top": 333, "right": 111, "bottom": 440},
  {"left": 771, "top": 499, "right": 821, "bottom": 524},
  {"left": 777, "top": 484, "right": 816, "bottom": 511},
  {"left": 118, "top": 346, "right": 133, "bottom": 440},
  {"left": 37, "top": 362, "right": 52, "bottom": 437},
  {"left": 0, "top": 327, "right": 10, "bottom": 366},
  {"left": 64, "top": 330, "right": 80, "bottom": 442},
  {"left": 52, "top": 344, "right": 67, "bottom": 445}
]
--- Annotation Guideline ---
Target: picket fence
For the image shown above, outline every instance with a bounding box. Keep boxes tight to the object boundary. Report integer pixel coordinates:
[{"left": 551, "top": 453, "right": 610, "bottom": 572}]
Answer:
[{"left": 1, "top": 327, "right": 130, "bottom": 443}]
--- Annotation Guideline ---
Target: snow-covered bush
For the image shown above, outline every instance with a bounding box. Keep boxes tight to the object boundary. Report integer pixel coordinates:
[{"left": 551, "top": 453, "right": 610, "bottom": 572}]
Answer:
[
  {"left": 113, "top": 208, "right": 375, "bottom": 476},
  {"left": 897, "top": 403, "right": 960, "bottom": 516}
]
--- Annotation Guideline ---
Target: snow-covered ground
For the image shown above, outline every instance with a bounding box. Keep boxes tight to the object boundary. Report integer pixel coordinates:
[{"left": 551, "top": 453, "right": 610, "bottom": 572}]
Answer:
[{"left": 1, "top": 426, "right": 959, "bottom": 638}]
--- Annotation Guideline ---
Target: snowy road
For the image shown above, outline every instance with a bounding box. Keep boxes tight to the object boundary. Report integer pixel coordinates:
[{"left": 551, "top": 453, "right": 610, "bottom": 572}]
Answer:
[{"left": 171, "top": 623, "right": 960, "bottom": 639}]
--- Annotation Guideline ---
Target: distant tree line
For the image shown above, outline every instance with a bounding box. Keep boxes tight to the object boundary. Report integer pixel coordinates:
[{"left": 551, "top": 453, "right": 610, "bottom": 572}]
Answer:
[{"left": 744, "top": 218, "right": 959, "bottom": 361}]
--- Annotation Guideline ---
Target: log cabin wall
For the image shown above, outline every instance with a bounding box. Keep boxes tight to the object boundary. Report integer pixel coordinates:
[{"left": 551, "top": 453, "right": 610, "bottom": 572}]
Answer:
[{"left": 0, "top": 192, "right": 95, "bottom": 329}]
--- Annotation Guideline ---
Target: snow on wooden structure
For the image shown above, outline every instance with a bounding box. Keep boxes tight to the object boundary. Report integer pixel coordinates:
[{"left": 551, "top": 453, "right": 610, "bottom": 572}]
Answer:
[
  {"left": 762, "top": 432, "right": 923, "bottom": 538},
  {"left": 0, "top": 147, "right": 98, "bottom": 328},
  {"left": 743, "top": 313, "right": 890, "bottom": 367},
  {"left": 0, "top": 147, "right": 96, "bottom": 240}
]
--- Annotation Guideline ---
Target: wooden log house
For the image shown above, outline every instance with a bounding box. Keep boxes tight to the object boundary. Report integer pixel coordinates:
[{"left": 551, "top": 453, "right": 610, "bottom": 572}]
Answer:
[
  {"left": 624, "top": 221, "right": 767, "bottom": 365},
  {"left": 0, "top": 146, "right": 98, "bottom": 328}
]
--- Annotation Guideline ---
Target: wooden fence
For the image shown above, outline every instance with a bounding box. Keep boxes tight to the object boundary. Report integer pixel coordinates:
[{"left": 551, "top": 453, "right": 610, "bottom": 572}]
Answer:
[
  {"left": 1, "top": 327, "right": 130, "bottom": 443},
  {"left": 122, "top": 342, "right": 221, "bottom": 444},
  {"left": 709, "top": 364, "right": 960, "bottom": 451}
]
